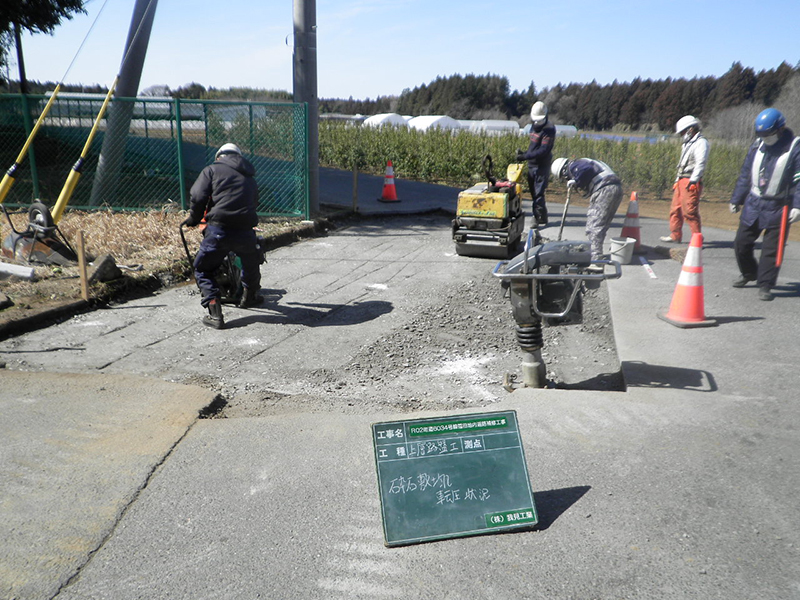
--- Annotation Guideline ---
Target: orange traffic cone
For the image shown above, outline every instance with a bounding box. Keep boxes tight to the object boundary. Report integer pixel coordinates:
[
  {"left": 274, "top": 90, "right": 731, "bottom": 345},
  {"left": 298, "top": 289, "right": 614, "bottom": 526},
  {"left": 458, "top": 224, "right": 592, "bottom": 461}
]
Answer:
[
  {"left": 377, "top": 160, "right": 399, "bottom": 202},
  {"left": 620, "top": 191, "right": 641, "bottom": 251},
  {"left": 658, "top": 232, "right": 716, "bottom": 328}
]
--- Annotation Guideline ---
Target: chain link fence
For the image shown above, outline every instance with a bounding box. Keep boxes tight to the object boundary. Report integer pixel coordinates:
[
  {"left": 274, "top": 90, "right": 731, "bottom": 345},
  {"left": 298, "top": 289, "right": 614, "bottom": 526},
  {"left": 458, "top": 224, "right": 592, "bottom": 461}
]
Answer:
[{"left": 0, "top": 94, "right": 309, "bottom": 218}]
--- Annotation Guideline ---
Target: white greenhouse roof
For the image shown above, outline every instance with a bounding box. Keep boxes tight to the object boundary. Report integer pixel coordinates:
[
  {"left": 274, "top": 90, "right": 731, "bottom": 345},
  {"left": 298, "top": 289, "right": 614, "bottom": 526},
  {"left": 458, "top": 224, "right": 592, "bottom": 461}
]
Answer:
[
  {"left": 362, "top": 113, "right": 408, "bottom": 127},
  {"left": 407, "top": 115, "right": 462, "bottom": 131}
]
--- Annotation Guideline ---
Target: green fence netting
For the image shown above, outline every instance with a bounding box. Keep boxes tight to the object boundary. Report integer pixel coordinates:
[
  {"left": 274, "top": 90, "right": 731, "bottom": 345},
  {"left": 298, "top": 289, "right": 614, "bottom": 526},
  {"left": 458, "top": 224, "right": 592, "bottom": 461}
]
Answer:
[{"left": 0, "top": 94, "right": 309, "bottom": 219}]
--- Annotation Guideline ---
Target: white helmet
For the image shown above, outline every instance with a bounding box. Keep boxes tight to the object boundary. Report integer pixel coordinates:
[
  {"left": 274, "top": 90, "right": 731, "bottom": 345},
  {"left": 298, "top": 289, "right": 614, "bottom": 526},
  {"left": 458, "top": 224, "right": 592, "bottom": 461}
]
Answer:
[
  {"left": 675, "top": 115, "right": 700, "bottom": 135},
  {"left": 551, "top": 157, "right": 570, "bottom": 180},
  {"left": 215, "top": 143, "right": 242, "bottom": 159},
  {"left": 530, "top": 101, "right": 548, "bottom": 126}
]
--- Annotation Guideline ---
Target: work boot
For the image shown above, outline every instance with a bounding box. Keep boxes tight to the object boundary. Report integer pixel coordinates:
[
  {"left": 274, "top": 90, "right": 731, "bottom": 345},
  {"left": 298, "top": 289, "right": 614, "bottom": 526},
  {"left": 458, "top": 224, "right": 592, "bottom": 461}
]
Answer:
[
  {"left": 202, "top": 298, "right": 225, "bottom": 329},
  {"left": 758, "top": 287, "right": 774, "bottom": 301},
  {"left": 237, "top": 286, "right": 263, "bottom": 309},
  {"left": 659, "top": 235, "right": 680, "bottom": 243},
  {"left": 732, "top": 275, "right": 755, "bottom": 288}
]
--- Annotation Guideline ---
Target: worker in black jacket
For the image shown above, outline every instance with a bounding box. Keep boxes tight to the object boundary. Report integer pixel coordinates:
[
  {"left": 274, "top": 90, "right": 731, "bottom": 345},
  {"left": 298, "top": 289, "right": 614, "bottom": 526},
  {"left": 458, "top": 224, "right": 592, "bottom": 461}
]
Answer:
[
  {"left": 517, "top": 101, "right": 556, "bottom": 227},
  {"left": 182, "top": 143, "right": 262, "bottom": 328}
]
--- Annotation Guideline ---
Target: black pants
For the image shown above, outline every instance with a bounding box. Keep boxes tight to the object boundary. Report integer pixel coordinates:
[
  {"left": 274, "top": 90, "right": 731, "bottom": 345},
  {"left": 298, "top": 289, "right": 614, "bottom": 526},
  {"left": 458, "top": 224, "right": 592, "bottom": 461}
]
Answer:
[
  {"left": 733, "top": 219, "right": 787, "bottom": 289},
  {"left": 194, "top": 224, "right": 261, "bottom": 306},
  {"left": 527, "top": 171, "right": 549, "bottom": 217}
]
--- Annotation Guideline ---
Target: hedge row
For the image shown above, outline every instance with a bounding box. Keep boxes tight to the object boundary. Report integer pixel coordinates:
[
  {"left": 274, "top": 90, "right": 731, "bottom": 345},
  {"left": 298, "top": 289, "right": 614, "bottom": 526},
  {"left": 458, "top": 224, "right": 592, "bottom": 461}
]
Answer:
[{"left": 319, "top": 122, "right": 749, "bottom": 200}]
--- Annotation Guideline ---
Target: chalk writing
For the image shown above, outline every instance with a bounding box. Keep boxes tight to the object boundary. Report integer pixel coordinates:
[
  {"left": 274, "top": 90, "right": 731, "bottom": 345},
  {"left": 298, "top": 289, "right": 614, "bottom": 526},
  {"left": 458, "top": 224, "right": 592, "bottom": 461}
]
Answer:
[
  {"left": 388, "top": 473, "right": 451, "bottom": 494},
  {"left": 408, "top": 439, "right": 460, "bottom": 458},
  {"left": 388, "top": 472, "right": 491, "bottom": 507}
]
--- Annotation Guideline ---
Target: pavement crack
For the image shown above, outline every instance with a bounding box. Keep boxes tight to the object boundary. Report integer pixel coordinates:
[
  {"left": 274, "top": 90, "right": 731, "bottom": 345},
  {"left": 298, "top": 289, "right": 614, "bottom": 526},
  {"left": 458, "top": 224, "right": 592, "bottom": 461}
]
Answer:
[{"left": 50, "top": 415, "right": 204, "bottom": 599}]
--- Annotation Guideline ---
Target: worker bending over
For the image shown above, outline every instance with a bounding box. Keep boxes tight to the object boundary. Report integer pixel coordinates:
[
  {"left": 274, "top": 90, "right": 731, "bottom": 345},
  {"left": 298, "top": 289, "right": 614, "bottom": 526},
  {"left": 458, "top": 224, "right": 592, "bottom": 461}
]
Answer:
[{"left": 551, "top": 157, "right": 623, "bottom": 271}]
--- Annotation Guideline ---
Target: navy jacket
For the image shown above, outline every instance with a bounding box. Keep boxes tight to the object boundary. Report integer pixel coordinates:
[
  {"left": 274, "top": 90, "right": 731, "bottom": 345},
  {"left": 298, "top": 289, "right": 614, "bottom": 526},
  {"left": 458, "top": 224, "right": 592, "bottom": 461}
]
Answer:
[
  {"left": 567, "top": 158, "right": 620, "bottom": 196},
  {"left": 520, "top": 121, "right": 556, "bottom": 176},
  {"left": 730, "top": 128, "right": 800, "bottom": 230},
  {"left": 189, "top": 153, "right": 259, "bottom": 229}
]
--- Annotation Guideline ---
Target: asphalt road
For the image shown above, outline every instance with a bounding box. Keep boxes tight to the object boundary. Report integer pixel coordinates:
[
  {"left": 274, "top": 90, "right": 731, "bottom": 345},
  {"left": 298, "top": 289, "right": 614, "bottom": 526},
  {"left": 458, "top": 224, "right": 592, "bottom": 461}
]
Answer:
[{"left": 2, "top": 180, "right": 800, "bottom": 599}]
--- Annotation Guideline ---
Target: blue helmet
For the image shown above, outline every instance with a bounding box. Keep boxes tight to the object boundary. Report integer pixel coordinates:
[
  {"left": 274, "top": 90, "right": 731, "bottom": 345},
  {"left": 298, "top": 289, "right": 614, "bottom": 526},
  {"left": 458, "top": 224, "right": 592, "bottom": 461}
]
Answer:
[{"left": 754, "top": 108, "right": 786, "bottom": 137}]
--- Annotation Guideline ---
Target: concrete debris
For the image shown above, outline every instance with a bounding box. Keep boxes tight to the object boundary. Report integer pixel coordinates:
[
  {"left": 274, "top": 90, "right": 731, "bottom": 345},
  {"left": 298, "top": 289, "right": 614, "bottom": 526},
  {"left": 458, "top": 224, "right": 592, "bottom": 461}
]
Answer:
[
  {"left": 0, "top": 261, "right": 36, "bottom": 281},
  {"left": 89, "top": 254, "right": 123, "bottom": 283}
]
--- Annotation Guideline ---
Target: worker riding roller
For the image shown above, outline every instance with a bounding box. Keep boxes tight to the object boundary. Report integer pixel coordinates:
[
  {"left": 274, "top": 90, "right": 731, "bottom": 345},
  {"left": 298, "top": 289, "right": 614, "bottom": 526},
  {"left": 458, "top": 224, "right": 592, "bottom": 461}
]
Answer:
[{"left": 517, "top": 101, "right": 556, "bottom": 228}]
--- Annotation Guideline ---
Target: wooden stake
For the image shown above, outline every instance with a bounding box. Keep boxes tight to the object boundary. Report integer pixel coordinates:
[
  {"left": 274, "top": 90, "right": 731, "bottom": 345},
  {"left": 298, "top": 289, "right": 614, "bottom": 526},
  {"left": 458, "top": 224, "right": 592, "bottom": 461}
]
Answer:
[{"left": 77, "top": 230, "right": 89, "bottom": 301}]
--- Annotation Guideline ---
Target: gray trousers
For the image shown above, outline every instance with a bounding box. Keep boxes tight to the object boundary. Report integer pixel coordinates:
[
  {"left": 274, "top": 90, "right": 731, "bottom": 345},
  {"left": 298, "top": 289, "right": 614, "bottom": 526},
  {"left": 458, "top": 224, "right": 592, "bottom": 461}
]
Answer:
[{"left": 586, "top": 183, "right": 624, "bottom": 259}]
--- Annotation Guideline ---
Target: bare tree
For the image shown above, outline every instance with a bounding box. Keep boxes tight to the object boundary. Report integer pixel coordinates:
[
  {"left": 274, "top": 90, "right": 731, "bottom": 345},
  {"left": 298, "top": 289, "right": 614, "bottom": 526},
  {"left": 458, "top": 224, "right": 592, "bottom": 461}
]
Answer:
[
  {"left": 140, "top": 84, "right": 171, "bottom": 97},
  {"left": 706, "top": 103, "right": 762, "bottom": 144}
]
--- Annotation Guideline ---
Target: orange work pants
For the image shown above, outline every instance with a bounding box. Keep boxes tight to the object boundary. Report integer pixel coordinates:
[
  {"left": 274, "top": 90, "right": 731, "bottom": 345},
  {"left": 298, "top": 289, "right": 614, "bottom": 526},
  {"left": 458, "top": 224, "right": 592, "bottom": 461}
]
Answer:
[{"left": 668, "top": 178, "right": 702, "bottom": 242}]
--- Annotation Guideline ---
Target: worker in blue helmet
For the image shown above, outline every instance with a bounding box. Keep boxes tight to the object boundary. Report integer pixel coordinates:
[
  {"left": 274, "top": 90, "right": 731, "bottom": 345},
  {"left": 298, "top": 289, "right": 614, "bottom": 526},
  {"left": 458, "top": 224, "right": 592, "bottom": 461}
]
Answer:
[{"left": 729, "top": 108, "right": 800, "bottom": 301}]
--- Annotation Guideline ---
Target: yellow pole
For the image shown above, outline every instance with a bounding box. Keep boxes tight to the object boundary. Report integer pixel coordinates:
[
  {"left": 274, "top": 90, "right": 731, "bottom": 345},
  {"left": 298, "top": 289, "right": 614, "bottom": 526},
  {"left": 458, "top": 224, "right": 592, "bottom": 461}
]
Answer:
[
  {"left": 51, "top": 77, "right": 118, "bottom": 224},
  {"left": 0, "top": 84, "right": 63, "bottom": 205}
]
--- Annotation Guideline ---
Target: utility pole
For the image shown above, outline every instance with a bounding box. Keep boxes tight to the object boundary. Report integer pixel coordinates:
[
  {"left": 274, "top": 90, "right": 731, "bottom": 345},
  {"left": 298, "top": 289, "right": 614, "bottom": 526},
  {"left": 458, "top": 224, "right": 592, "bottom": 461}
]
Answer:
[
  {"left": 14, "top": 21, "right": 41, "bottom": 198},
  {"left": 13, "top": 23, "right": 28, "bottom": 94},
  {"left": 293, "top": 0, "right": 319, "bottom": 215},
  {"left": 90, "top": 0, "right": 158, "bottom": 206}
]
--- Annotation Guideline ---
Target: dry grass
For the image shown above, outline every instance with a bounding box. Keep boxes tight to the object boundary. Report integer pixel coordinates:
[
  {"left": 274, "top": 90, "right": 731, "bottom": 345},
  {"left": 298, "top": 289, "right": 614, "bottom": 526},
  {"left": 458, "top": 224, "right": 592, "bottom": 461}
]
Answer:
[{"left": 0, "top": 208, "right": 311, "bottom": 320}]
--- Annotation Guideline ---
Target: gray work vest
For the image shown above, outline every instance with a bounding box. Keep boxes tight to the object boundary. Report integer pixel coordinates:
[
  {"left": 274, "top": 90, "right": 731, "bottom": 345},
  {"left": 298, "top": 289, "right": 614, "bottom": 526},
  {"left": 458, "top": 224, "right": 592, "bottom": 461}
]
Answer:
[
  {"left": 750, "top": 136, "right": 800, "bottom": 199},
  {"left": 589, "top": 160, "right": 615, "bottom": 192}
]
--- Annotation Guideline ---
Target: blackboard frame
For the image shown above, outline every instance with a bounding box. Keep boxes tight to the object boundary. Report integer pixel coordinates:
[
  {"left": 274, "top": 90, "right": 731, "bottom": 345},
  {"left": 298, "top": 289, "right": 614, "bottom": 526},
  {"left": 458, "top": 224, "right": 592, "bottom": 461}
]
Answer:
[{"left": 373, "top": 410, "right": 537, "bottom": 547}]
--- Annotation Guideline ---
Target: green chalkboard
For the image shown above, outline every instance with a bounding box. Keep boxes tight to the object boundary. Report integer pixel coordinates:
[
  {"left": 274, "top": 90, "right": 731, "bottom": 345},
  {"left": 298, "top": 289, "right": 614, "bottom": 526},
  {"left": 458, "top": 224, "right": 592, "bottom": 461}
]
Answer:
[{"left": 372, "top": 410, "right": 537, "bottom": 547}]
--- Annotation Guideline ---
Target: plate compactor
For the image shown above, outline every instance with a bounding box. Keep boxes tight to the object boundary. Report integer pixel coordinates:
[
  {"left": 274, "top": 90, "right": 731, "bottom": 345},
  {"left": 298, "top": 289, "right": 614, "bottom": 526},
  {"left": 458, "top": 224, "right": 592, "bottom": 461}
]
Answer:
[
  {"left": 493, "top": 230, "right": 622, "bottom": 389},
  {"left": 179, "top": 223, "right": 269, "bottom": 305},
  {"left": 452, "top": 155, "right": 526, "bottom": 258}
]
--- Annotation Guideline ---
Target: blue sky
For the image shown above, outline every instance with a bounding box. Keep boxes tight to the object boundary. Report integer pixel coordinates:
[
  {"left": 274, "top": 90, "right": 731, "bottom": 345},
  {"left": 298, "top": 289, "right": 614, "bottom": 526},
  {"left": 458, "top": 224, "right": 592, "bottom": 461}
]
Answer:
[{"left": 16, "top": 0, "right": 800, "bottom": 100}]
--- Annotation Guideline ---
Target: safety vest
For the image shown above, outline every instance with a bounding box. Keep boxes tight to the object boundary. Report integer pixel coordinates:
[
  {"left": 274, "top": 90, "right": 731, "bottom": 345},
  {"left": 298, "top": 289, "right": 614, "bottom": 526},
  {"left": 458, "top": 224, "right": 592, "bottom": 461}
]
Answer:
[
  {"left": 750, "top": 136, "right": 800, "bottom": 199},
  {"left": 589, "top": 160, "right": 615, "bottom": 191}
]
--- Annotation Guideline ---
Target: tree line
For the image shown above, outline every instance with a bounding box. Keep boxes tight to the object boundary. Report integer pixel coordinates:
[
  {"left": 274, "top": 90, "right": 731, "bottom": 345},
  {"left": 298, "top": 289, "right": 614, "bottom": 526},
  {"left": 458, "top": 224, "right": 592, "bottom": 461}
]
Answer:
[
  {"left": 320, "top": 62, "right": 799, "bottom": 132},
  {"left": 4, "top": 61, "right": 798, "bottom": 139}
]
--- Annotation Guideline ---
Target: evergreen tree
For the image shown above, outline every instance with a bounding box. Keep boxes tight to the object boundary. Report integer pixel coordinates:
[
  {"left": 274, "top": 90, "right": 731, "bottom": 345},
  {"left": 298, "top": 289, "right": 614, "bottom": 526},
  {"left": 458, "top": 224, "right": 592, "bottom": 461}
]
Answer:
[{"left": 714, "top": 62, "right": 756, "bottom": 110}]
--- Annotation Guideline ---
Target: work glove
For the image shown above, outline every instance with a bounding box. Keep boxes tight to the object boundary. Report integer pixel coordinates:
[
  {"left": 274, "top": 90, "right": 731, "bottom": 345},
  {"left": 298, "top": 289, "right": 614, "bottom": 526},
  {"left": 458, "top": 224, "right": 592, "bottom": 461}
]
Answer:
[
  {"left": 567, "top": 180, "right": 577, "bottom": 189},
  {"left": 515, "top": 149, "right": 525, "bottom": 161},
  {"left": 181, "top": 216, "right": 200, "bottom": 228},
  {"left": 729, "top": 204, "right": 740, "bottom": 214},
  {"left": 687, "top": 182, "right": 698, "bottom": 192},
  {"left": 790, "top": 208, "right": 800, "bottom": 223},
  {"left": 672, "top": 182, "right": 678, "bottom": 191}
]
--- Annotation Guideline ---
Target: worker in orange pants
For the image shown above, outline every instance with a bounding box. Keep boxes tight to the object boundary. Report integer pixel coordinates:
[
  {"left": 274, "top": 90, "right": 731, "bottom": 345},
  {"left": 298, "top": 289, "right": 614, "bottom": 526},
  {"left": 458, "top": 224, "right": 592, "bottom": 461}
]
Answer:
[{"left": 661, "top": 115, "right": 710, "bottom": 243}]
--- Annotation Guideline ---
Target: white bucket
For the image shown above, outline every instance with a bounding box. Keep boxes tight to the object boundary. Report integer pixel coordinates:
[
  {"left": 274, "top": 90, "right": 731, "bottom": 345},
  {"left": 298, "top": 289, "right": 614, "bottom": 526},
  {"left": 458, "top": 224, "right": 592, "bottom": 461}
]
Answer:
[{"left": 609, "top": 236, "right": 636, "bottom": 265}]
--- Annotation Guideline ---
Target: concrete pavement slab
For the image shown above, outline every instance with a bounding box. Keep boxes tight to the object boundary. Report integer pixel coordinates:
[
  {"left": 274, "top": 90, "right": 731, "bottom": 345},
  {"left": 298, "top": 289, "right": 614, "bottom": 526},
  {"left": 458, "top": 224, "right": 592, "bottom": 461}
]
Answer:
[
  {"left": 53, "top": 390, "right": 799, "bottom": 599},
  {"left": 0, "top": 372, "right": 215, "bottom": 600},
  {"left": 3, "top": 186, "right": 800, "bottom": 599}
]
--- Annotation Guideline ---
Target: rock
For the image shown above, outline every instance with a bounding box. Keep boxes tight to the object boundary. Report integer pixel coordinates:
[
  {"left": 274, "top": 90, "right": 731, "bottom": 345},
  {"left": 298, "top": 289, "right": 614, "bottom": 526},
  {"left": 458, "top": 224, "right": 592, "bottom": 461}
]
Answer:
[
  {"left": 0, "top": 292, "right": 14, "bottom": 310},
  {"left": 89, "top": 254, "right": 123, "bottom": 283}
]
